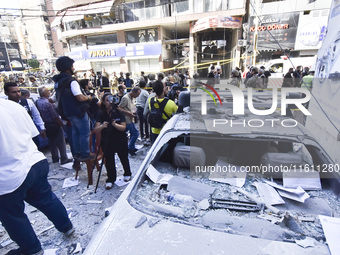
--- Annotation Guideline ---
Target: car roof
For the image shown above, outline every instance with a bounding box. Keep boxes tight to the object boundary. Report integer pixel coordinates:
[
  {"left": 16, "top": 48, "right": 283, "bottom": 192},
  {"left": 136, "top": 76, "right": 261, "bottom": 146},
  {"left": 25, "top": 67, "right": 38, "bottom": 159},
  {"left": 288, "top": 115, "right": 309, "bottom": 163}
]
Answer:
[{"left": 169, "top": 111, "right": 314, "bottom": 142}]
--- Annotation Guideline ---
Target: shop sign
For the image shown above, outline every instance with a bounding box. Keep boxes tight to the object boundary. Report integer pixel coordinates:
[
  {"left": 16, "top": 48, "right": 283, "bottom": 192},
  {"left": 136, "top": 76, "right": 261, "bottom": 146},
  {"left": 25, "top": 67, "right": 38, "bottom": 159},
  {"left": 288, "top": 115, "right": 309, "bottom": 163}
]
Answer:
[
  {"left": 191, "top": 16, "right": 242, "bottom": 33},
  {"left": 294, "top": 10, "right": 328, "bottom": 50},
  {"left": 248, "top": 12, "right": 299, "bottom": 51},
  {"left": 89, "top": 49, "right": 116, "bottom": 58},
  {"left": 68, "top": 43, "right": 162, "bottom": 60}
]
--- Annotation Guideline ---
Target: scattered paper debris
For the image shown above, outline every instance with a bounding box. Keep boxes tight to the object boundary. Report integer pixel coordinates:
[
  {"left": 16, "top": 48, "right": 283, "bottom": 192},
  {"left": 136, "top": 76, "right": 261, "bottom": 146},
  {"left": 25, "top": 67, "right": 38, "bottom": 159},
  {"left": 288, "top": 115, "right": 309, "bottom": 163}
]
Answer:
[
  {"left": 148, "top": 218, "right": 160, "bottom": 228},
  {"left": 43, "top": 249, "right": 59, "bottom": 255},
  {"left": 87, "top": 200, "right": 103, "bottom": 204},
  {"left": 81, "top": 190, "right": 93, "bottom": 197},
  {"left": 319, "top": 215, "right": 340, "bottom": 255},
  {"left": 209, "top": 159, "right": 247, "bottom": 187},
  {"left": 0, "top": 239, "right": 13, "bottom": 248},
  {"left": 264, "top": 180, "right": 310, "bottom": 203},
  {"left": 135, "top": 144, "right": 144, "bottom": 150},
  {"left": 283, "top": 170, "right": 321, "bottom": 190},
  {"left": 255, "top": 182, "right": 285, "bottom": 205},
  {"left": 299, "top": 216, "right": 315, "bottom": 222},
  {"left": 62, "top": 177, "right": 79, "bottom": 189},
  {"left": 135, "top": 215, "right": 147, "bottom": 228},
  {"left": 146, "top": 165, "right": 173, "bottom": 185},
  {"left": 198, "top": 199, "right": 210, "bottom": 210},
  {"left": 295, "top": 237, "right": 315, "bottom": 248},
  {"left": 60, "top": 161, "right": 73, "bottom": 170}
]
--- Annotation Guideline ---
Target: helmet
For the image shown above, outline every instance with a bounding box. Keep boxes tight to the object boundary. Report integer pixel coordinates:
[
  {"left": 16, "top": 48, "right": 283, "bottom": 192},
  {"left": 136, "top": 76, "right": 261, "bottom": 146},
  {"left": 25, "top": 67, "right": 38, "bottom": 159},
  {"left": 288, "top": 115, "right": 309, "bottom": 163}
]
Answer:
[
  {"left": 252, "top": 67, "right": 259, "bottom": 73},
  {"left": 56, "top": 56, "right": 75, "bottom": 72}
]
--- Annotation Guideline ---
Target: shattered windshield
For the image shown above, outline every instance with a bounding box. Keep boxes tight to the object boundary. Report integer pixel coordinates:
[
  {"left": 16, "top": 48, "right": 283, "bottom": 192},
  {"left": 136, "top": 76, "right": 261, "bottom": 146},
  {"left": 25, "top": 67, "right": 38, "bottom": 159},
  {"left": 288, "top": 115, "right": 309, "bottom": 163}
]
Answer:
[{"left": 129, "top": 133, "right": 340, "bottom": 242}]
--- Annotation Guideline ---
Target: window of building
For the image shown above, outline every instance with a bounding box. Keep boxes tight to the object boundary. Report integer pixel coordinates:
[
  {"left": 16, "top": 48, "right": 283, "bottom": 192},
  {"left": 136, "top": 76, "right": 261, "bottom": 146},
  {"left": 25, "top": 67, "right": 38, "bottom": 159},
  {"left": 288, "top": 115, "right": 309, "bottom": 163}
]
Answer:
[
  {"left": 69, "top": 37, "right": 83, "bottom": 51},
  {"left": 87, "top": 34, "right": 118, "bottom": 47},
  {"left": 7, "top": 48, "right": 20, "bottom": 59},
  {"left": 126, "top": 28, "right": 158, "bottom": 44}
]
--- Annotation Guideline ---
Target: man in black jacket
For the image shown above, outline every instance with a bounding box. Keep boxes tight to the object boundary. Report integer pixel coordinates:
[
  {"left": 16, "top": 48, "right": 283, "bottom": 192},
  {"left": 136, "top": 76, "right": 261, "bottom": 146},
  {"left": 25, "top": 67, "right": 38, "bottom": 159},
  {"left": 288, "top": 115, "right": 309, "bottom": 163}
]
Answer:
[
  {"left": 97, "top": 72, "right": 110, "bottom": 93},
  {"left": 53, "top": 56, "right": 94, "bottom": 162}
]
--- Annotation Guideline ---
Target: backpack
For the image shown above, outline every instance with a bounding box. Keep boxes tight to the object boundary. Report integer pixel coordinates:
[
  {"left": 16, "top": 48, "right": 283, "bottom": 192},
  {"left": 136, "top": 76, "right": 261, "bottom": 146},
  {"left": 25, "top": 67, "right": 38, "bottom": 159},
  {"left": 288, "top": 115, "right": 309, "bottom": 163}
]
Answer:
[
  {"left": 149, "top": 97, "right": 170, "bottom": 129},
  {"left": 19, "top": 98, "right": 33, "bottom": 118}
]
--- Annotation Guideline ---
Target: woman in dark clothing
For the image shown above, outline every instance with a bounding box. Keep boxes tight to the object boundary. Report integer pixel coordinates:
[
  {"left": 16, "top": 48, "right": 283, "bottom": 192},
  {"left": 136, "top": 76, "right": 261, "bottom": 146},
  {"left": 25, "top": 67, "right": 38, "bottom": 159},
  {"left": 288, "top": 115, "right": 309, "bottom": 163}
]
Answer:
[{"left": 94, "top": 93, "right": 132, "bottom": 190}]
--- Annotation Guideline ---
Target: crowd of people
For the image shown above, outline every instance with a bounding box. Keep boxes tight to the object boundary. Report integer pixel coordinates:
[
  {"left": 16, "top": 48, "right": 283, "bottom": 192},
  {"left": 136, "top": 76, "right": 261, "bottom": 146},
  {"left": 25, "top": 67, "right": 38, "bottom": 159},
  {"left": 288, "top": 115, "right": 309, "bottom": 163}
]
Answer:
[
  {"left": 0, "top": 55, "right": 192, "bottom": 254},
  {"left": 2, "top": 56, "right": 190, "bottom": 189}
]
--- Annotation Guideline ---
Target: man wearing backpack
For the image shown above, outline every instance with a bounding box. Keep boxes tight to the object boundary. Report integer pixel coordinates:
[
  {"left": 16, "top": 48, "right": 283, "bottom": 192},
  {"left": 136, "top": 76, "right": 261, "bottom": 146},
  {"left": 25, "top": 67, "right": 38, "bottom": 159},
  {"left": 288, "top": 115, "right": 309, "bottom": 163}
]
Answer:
[{"left": 148, "top": 80, "right": 177, "bottom": 143}]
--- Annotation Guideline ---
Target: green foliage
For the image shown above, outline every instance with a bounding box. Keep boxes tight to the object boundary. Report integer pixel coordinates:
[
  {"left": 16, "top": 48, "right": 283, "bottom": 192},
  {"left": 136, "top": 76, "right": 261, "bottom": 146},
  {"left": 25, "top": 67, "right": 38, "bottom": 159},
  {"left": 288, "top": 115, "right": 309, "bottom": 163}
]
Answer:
[{"left": 28, "top": 59, "right": 40, "bottom": 69}]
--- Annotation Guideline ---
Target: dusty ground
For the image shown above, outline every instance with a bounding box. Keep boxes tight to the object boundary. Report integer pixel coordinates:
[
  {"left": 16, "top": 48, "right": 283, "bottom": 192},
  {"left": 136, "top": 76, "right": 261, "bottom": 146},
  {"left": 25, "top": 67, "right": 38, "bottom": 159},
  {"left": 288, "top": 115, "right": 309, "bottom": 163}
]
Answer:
[{"left": 0, "top": 140, "right": 148, "bottom": 255}]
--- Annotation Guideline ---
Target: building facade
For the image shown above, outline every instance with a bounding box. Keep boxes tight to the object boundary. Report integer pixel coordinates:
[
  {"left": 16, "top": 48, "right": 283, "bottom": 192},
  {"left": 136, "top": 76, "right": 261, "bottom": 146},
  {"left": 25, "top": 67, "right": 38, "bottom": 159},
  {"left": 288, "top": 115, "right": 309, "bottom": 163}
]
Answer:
[
  {"left": 244, "top": 0, "right": 332, "bottom": 65},
  {"left": 51, "top": 0, "right": 246, "bottom": 77}
]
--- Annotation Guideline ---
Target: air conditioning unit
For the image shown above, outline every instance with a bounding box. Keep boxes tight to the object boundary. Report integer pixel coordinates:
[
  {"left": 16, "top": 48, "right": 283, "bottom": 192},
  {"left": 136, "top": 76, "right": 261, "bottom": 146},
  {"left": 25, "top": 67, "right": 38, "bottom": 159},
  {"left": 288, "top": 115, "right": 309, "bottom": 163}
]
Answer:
[{"left": 237, "top": 39, "right": 247, "bottom": 47}]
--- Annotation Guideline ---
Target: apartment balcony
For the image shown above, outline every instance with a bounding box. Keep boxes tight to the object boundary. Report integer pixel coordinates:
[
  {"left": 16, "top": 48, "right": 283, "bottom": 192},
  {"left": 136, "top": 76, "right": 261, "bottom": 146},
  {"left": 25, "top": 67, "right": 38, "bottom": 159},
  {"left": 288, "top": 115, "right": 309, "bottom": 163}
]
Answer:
[{"left": 52, "top": 0, "right": 245, "bottom": 40}]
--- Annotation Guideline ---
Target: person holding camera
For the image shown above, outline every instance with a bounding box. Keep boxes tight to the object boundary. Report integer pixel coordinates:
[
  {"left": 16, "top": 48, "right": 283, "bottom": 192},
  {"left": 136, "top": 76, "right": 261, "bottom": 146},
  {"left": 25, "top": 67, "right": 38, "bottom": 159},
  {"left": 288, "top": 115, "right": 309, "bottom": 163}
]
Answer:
[{"left": 95, "top": 93, "right": 132, "bottom": 189}]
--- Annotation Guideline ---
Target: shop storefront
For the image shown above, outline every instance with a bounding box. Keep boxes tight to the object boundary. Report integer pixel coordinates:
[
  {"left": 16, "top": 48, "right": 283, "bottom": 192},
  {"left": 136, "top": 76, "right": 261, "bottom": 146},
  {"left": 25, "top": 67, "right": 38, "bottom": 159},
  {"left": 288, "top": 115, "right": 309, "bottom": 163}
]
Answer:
[{"left": 68, "top": 42, "right": 162, "bottom": 74}]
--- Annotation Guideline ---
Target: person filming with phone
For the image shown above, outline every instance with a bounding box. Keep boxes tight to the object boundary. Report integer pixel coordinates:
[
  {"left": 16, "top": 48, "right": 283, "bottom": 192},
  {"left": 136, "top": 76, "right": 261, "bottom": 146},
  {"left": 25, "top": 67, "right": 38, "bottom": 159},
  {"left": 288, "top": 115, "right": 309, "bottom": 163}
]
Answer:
[{"left": 94, "top": 93, "right": 132, "bottom": 190}]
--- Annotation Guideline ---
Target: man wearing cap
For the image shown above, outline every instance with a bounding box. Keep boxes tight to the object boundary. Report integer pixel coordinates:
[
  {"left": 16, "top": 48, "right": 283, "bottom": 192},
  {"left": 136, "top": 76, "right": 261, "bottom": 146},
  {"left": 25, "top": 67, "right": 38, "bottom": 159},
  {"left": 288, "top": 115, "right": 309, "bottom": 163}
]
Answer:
[{"left": 53, "top": 56, "right": 94, "bottom": 162}]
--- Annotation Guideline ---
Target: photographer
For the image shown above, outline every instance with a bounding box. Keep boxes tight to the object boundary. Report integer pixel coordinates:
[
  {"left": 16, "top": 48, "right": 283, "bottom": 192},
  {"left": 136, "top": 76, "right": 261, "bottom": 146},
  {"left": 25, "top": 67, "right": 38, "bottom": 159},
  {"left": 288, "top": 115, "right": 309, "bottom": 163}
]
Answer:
[{"left": 94, "top": 93, "right": 132, "bottom": 190}]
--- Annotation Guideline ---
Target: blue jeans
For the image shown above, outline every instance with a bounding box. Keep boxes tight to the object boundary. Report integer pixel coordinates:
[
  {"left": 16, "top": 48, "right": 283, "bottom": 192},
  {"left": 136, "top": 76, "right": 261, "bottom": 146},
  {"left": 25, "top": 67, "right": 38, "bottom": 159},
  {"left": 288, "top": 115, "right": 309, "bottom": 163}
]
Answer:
[
  {"left": 69, "top": 113, "right": 90, "bottom": 158},
  {"left": 0, "top": 159, "right": 72, "bottom": 254},
  {"left": 126, "top": 123, "right": 139, "bottom": 150}
]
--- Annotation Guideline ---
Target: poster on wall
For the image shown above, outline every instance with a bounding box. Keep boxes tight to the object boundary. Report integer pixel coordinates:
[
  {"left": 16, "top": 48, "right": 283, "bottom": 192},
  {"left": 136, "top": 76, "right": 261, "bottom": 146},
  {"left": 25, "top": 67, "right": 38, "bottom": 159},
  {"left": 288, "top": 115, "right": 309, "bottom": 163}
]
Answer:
[
  {"left": 294, "top": 10, "right": 329, "bottom": 50},
  {"left": 248, "top": 12, "right": 299, "bottom": 51}
]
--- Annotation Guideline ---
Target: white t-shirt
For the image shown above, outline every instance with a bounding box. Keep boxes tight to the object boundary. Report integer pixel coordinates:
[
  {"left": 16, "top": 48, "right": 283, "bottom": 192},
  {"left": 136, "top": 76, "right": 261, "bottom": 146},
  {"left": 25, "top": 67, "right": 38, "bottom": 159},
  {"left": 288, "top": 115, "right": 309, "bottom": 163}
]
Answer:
[
  {"left": 0, "top": 99, "right": 46, "bottom": 195},
  {"left": 70, "top": 80, "right": 82, "bottom": 96}
]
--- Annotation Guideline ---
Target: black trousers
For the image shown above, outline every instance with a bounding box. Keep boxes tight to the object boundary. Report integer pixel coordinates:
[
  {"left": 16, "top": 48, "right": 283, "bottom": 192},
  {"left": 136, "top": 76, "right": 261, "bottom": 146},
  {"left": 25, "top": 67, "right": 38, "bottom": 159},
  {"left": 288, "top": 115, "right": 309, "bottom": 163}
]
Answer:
[
  {"left": 137, "top": 106, "right": 149, "bottom": 138},
  {"left": 103, "top": 138, "right": 131, "bottom": 183}
]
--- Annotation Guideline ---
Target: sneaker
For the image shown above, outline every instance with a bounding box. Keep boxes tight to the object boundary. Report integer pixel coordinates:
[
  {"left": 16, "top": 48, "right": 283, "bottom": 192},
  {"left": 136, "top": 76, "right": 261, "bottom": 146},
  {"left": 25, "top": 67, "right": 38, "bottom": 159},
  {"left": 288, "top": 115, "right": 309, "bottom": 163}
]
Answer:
[
  {"left": 78, "top": 154, "right": 96, "bottom": 162},
  {"left": 105, "top": 182, "right": 113, "bottom": 190},
  {"left": 63, "top": 225, "right": 75, "bottom": 237},
  {"left": 124, "top": 176, "right": 131, "bottom": 182},
  {"left": 60, "top": 158, "right": 73, "bottom": 165},
  {"left": 128, "top": 149, "right": 136, "bottom": 156}
]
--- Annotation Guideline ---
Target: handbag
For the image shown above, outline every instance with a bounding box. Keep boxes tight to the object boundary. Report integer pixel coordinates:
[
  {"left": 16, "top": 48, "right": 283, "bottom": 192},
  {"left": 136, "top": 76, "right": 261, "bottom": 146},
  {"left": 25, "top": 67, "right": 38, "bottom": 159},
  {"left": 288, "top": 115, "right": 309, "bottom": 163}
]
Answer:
[{"left": 45, "top": 122, "right": 61, "bottom": 138}]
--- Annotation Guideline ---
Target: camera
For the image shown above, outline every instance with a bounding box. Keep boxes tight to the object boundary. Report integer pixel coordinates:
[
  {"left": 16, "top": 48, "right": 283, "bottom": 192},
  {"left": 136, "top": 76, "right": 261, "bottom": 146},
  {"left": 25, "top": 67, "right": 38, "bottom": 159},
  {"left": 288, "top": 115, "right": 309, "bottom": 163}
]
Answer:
[{"left": 107, "top": 95, "right": 120, "bottom": 106}]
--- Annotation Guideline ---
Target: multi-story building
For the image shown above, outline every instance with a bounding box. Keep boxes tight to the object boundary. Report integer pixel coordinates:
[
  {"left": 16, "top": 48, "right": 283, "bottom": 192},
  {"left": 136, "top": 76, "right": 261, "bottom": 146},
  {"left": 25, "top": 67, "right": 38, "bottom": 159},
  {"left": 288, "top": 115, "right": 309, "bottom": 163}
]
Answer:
[
  {"left": 51, "top": 0, "right": 247, "bottom": 77},
  {"left": 0, "top": 13, "right": 25, "bottom": 72},
  {"left": 245, "top": 0, "right": 332, "bottom": 65},
  {"left": 19, "top": 0, "right": 55, "bottom": 70}
]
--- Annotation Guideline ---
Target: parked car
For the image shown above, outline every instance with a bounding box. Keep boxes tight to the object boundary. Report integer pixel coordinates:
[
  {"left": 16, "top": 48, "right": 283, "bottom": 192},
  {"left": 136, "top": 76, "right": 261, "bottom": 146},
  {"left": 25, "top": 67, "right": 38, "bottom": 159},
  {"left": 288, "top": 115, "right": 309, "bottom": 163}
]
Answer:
[{"left": 84, "top": 100, "right": 340, "bottom": 254}]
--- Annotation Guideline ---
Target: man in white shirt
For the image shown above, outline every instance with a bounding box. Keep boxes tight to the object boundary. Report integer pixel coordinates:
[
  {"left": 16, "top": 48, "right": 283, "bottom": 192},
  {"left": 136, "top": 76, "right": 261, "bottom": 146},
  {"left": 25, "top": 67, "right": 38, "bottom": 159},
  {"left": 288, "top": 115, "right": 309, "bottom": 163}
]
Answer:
[
  {"left": 4, "top": 82, "right": 46, "bottom": 142},
  {"left": 0, "top": 99, "right": 74, "bottom": 255}
]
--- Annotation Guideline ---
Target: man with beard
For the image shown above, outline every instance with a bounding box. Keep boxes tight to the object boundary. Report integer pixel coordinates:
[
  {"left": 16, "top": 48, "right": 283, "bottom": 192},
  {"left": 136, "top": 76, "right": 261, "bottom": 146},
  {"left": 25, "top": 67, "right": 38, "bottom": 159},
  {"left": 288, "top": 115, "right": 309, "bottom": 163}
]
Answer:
[{"left": 53, "top": 56, "right": 94, "bottom": 162}]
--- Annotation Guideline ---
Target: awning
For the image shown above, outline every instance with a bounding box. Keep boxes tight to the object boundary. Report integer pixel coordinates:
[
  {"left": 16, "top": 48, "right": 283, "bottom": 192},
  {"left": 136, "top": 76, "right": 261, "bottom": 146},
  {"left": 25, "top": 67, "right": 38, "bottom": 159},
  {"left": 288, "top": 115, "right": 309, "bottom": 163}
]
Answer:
[
  {"left": 191, "top": 15, "right": 242, "bottom": 33},
  {"left": 51, "top": 0, "right": 114, "bottom": 27}
]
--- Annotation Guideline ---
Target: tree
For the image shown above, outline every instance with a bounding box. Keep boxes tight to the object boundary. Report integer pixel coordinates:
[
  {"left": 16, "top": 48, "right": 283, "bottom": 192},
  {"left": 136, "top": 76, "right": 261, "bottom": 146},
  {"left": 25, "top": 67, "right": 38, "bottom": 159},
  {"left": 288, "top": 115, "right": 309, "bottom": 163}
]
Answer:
[{"left": 28, "top": 59, "right": 40, "bottom": 69}]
